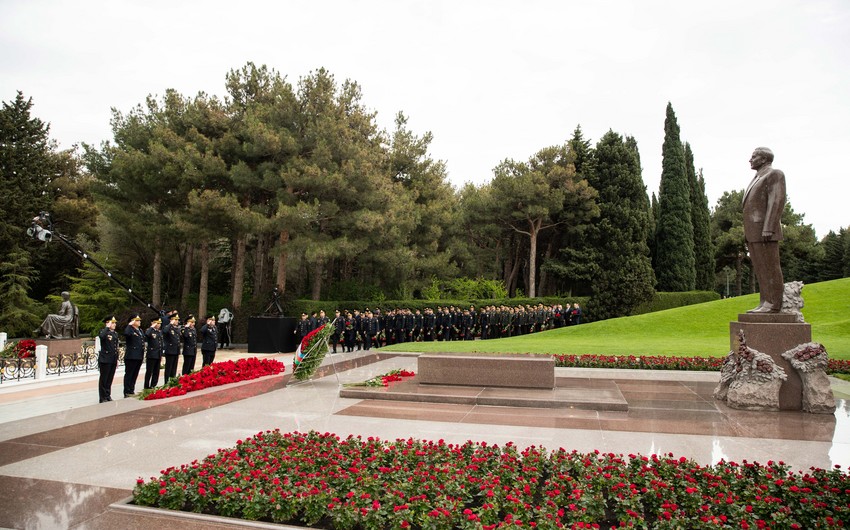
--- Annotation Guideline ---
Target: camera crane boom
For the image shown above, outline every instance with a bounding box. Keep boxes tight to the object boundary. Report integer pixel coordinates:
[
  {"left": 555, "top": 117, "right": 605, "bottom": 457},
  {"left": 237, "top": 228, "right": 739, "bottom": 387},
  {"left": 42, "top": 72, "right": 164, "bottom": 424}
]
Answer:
[{"left": 28, "top": 212, "right": 162, "bottom": 316}]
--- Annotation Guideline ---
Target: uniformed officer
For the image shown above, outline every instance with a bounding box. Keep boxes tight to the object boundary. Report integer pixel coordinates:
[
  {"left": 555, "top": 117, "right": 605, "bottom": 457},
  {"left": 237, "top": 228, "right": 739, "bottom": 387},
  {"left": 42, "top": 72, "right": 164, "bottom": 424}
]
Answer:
[
  {"left": 200, "top": 314, "right": 218, "bottom": 367},
  {"left": 294, "top": 312, "right": 311, "bottom": 345},
  {"left": 362, "top": 310, "right": 378, "bottom": 350},
  {"left": 97, "top": 315, "right": 119, "bottom": 403},
  {"left": 343, "top": 311, "right": 356, "bottom": 352},
  {"left": 331, "top": 310, "right": 343, "bottom": 353},
  {"left": 122, "top": 314, "right": 145, "bottom": 397},
  {"left": 181, "top": 315, "right": 198, "bottom": 374},
  {"left": 162, "top": 313, "right": 182, "bottom": 380},
  {"left": 144, "top": 317, "right": 163, "bottom": 389}
]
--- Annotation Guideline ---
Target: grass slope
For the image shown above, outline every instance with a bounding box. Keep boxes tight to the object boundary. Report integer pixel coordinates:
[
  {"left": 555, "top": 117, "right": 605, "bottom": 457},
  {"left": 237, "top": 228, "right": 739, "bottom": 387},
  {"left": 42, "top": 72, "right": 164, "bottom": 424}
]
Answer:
[{"left": 384, "top": 278, "right": 850, "bottom": 360}]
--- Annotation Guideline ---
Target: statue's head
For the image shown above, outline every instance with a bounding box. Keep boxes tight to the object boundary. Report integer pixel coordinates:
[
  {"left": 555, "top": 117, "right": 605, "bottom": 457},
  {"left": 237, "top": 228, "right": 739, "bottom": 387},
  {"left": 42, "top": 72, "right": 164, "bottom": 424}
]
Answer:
[
  {"left": 61, "top": 291, "right": 70, "bottom": 300},
  {"left": 752, "top": 147, "right": 774, "bottom": 163}
]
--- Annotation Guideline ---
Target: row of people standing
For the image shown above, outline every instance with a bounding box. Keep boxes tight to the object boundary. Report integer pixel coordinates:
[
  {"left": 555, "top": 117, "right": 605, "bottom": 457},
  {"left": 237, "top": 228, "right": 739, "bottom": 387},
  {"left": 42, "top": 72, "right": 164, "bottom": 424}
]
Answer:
[
  {"left": 292, "top": 303, "right": 583, "bottom": 354},
  {"left": 96, "top": 312, "right": 218, "bottom": 403}
]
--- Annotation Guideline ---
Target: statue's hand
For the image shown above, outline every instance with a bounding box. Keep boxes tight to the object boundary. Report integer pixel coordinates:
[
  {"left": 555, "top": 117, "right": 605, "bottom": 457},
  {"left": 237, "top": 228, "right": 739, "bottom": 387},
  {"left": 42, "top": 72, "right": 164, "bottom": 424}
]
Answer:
[{"left": 762, "top": 230, "right": 774, "bottom": 240}]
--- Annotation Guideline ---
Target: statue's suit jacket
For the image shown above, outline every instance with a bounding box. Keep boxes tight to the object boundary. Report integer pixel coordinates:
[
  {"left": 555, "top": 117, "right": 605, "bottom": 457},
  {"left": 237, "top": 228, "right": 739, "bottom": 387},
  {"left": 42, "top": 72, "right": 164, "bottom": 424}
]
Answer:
[{"left": 743, "top": 168, "right": 786, "bottom": 243}]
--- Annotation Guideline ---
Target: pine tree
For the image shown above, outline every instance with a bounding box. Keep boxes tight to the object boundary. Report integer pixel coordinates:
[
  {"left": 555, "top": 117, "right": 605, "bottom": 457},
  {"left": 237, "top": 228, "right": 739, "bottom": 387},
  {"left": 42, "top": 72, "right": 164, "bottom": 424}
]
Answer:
[
  {"left": 655, "top": 103, "right": 695, "bottom": 291},
  {"left": 0, "top": 92, "right": 55, "bottom": 262},
  {"left": 0, "top": 248, "right": 42, "bottom": 337},
  {"left": 585, "top": 130, "right": 655, "bottom": 319},
  {"left": 685, "top": 143, "right": 714, "bottom": 290}
]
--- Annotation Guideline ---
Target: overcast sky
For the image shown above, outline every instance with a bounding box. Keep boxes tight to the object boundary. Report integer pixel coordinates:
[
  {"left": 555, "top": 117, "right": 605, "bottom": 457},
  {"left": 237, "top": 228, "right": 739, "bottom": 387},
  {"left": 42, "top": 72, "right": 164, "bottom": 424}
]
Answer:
[{"left": 2, "top": 0, "right": 848, "bottom": 238}]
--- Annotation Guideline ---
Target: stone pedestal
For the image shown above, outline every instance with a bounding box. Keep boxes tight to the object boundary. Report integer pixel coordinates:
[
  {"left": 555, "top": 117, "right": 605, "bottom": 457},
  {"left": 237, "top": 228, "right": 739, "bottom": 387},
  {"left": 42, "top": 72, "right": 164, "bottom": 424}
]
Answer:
[
  {"left": 730, "top": 313, "right": 811, "bottom": 410},
  {"left": 418, "top": 352, "right": 555, "bottom": 389},
  {"left": 34, "top": 338, "right": 84, "bottom": 357}
]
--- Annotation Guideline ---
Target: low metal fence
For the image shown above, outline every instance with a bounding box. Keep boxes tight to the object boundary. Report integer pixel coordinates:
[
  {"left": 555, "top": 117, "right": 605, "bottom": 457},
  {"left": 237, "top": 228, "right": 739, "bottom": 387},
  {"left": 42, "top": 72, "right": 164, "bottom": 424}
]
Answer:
[{"left": 0, "top": 341, "right": 126, "bottom": 384}]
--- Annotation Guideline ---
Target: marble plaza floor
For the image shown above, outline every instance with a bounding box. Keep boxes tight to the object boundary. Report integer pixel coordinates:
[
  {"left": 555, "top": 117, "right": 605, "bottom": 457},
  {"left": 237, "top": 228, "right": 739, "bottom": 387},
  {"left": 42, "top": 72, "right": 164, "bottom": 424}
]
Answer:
[{"left": 0, "top": 348, "right": 848, "bottom": 529}]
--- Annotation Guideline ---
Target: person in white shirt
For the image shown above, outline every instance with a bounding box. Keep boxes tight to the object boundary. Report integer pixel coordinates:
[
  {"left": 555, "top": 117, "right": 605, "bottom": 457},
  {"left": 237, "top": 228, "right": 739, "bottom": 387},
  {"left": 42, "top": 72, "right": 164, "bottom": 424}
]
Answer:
[{"left": 217, "top": 308, "right": 233, "bottom": 348}]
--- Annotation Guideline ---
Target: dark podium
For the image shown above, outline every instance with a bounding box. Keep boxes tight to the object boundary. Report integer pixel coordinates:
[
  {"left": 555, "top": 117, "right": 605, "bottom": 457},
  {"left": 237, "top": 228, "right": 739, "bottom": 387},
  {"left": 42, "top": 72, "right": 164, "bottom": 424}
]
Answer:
[{"left": 248, "top": 316, "right": 299, "bottom": 353}]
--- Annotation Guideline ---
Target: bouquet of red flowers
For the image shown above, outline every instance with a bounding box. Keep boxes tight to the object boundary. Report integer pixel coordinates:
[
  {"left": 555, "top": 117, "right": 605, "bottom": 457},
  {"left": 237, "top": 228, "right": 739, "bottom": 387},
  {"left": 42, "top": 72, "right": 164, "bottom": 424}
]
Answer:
[{"left": 1, "top": 339, "right": 37, "bottom": 359}]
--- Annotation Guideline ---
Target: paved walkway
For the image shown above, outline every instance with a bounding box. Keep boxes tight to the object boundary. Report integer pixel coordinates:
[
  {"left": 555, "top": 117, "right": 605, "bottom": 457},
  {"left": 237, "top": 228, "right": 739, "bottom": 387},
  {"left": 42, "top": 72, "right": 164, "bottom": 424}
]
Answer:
[{"left": 0, "top": 349, "right": 848, "bottom": 529}]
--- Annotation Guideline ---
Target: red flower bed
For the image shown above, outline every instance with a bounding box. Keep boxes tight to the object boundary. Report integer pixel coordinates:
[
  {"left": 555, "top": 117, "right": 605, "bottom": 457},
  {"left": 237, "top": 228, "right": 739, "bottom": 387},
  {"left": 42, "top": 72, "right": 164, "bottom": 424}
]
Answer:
[
  {"left": 554, "top": 354, "right": 725, "bottom": 371},
  {"left": 554, "top": 353, "right": 850, "bottom": 374},
  {"left": 134, "top": 430, "right": 850, "bottom": 528},
  {"left": 142, "top": 358, "right": 285, "bottom": 400}
]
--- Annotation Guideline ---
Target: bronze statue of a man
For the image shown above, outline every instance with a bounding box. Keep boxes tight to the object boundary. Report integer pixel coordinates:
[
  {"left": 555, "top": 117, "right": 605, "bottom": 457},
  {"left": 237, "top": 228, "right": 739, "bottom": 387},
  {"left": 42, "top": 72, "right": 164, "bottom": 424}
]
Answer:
[
  {"left": 35, "top": 291, "right": 78, "bottom": 338},
  {"left": 743, "top": 147, "right": 786, "bottom": 313}
]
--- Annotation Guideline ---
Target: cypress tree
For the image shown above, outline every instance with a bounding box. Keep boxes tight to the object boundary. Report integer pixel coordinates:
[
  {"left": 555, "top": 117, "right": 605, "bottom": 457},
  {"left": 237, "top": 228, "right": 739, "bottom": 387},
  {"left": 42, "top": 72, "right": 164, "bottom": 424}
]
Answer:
[
  {"left": 585, "top": 130, "right": 656, "bottom": 319},
  {"left": 655, "top": 103, "right": 695, "bottom": 291},
  {"left": 685, "top": 143, "right": 715, "bottom": 290}
]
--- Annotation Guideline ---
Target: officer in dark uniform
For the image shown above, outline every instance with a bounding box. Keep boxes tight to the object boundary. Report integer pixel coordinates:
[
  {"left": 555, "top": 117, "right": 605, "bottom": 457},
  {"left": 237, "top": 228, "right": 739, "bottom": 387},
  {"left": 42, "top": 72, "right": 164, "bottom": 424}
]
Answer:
[
  {"left": 98, "top": 315, "right": 119, "bottom": 403},
  {"left": 331, "top": 310, "right": 343, "bottom": 353},
  {"left": 343, "top": 311, "right": 356, "bottom": 352},
  {"left": 123, "top": 314, "right": 145, "bottom": 397},
  {"left": 181, "top": 315, "right": 198, "bottom": 374},
  {"left": 294, "top": 312, "right": 311, "bottom": 346},
  {"left": 363, "top": 310, "right": 378, "bottom": 350},
  {"left": 144, "top": 317, "right": 163, "bottom": 389},
  {"left": 200, "top": 314, "right": 218, "bottom": 367},
  {"left": 162, "top": 313, "right": 182, "bottom": 381},
  {"left": 353, "top": 310, "right": 363, "bottom": 349},
  {"left": 478, "top": 307, "right": 488, "bottom": 340},
  {"left": 423, "top": 308, "right": 435, "bottom": 341}
]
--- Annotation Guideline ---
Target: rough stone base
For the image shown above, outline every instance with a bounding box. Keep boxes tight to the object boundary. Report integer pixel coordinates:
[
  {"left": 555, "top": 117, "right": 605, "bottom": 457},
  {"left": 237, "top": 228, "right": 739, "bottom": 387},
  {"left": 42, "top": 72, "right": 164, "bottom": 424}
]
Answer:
[
  {"left": 730, "top": 314, "right": 811, "bottom": 410},
  {"left": 417, "top": 352, "right": 555, "bottom": 389},
  {"left": 726, "top": 377, "right": 783, "bottom": 411},
  {"left": 800, "top": 371, "right": 837, "bottom": 414}
]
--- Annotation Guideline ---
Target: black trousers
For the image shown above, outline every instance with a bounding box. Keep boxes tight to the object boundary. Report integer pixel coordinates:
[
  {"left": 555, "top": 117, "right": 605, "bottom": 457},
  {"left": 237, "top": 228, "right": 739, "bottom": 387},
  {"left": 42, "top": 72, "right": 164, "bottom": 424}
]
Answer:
[
  {"left": 182, "top": 354, "right": 196, "bottom": 375},
  {"left": 144, "top": 358, "right": 161, "bottom": 389},
  {"left": 201, "top": 349, "right": 216, "bottom": 366},
  {"left": 98, "top": 362, "right": 117, "bottom": 402},
  {"left": 123, "top": 358, "right": 143, "bottom": 395},
  {"left": 164, "top": 355, "right": 179, "bottom": 381}
]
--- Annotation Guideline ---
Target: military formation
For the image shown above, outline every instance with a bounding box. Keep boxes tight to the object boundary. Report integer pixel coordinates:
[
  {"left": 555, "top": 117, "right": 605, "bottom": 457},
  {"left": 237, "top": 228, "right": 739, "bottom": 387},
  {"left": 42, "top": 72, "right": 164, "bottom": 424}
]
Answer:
[
  {"left": 292, "top": 303, "right": 583, "bottom": 353},
  {"left": 96, "top": 311, "right": 219, "bottom": 403}
]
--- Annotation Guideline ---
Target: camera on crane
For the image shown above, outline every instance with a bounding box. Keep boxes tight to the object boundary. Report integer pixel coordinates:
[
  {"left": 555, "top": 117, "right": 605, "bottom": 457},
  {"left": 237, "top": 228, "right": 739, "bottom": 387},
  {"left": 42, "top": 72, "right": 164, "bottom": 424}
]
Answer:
[{"left": 27, "top": 212, "right": 53, "bottom": 242}]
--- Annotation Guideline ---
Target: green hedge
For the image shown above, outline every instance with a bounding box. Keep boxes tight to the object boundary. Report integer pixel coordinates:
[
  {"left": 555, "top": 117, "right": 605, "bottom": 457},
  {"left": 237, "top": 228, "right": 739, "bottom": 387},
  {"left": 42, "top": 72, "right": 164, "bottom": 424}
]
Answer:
[{"left": 630, "top": 290, "right": 721, "bottom": 315}]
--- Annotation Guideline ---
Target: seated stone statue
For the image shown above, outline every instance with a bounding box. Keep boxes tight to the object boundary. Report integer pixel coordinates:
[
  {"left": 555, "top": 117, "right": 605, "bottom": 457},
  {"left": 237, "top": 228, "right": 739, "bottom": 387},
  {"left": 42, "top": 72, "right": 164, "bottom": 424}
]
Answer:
[{"left": 35, "top": 291, "right": 79, "bottom": 339}]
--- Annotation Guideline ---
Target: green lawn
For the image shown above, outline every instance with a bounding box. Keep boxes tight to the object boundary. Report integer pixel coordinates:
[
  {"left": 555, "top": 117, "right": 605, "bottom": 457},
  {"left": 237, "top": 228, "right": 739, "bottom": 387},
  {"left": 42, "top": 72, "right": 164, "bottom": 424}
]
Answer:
[{"left": 383, "top": 277, "right": 850, "bottom": 360}]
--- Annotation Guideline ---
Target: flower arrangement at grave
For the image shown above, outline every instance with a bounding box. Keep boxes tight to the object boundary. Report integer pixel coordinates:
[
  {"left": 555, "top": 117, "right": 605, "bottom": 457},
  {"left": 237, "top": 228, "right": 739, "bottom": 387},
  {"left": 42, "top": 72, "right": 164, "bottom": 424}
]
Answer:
[
  {"left": 292, "top": 320, "right": 335, "bottom": 381},
  {"left": 344, "top": 368, "right": 415, "bottom": 387},
  {"left": 140, "top": 357, "right": 284, "bottom": 400},
  {"left": 0, "top": 339, "right": 36, "bottom": 359},
  {"left": 133, "top": 429, "right": 850, "bottom": 529}
]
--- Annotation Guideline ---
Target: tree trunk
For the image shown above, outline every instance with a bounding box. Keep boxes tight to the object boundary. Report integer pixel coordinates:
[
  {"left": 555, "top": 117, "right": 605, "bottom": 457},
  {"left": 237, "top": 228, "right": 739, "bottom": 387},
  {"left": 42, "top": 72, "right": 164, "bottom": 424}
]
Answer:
[
  {"left": 311, "top": 259, "right": 323, "bottom": 301},
  {"left": 180, "top": 243, "right": 194, "bottom": 310},
  {"left": 152, "top": 246, "right": 162, "bottom": 307},
  {"left": 232, "top": 235, "right": 247, "bottom": 310},
  {"left": 537, "top": 237, "right": 555, "bottom": 297},
  {"left": 275, "top": 230, "right": 289, "bottom": 294},
  {"left": 197, "top": 241, "right": 209, "bottom": 320},
  {"left": 253, "top": 235, "right": 265, "bottom": 298},
  {"left": 527, "top": 220, "right": 541, "bottom": 298},
  {"left": 506, "top": 241, "right": 522, "bottom": 297}
]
